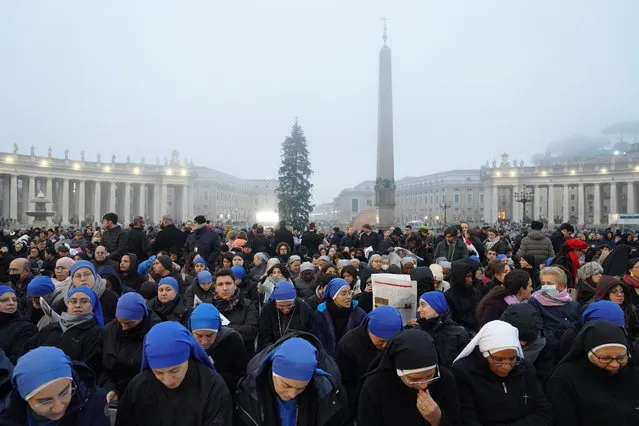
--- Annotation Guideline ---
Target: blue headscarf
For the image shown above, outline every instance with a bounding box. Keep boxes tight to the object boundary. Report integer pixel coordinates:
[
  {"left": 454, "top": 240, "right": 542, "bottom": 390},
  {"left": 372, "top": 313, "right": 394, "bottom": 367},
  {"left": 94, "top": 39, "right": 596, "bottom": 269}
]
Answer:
[
  {"left": 194, "top": 257, "right": 207, "bottom": 268},
  {"left": 361, "top": 306, "right": 403, "bottom": 339},
  {"left": 69, "top": 260, "right": 96, "bottom": 279},
  {"left": 116, "top": 292, "right": 148, "bottom": 321},
  {"left": 158, "top": 276, "right": 179, "bottom": 294},
  {"left": 262, "top": 338, "right": 324, "bottom": 382},
  {"left": 138, "top": 255, "right": 156, "bottom": 275},
  {"left": 142, "top": 322, "right": 214, "bottom": 370},
  {"left": 496, "top": 254, "right": 507, "bottom": 261},
  {"left": 66, "top": 286, "right": 104, "bottom": 327},
  {"left": 271, "top": 281, "right": 297, "bottom": 301},
  {"left": 188, "top": 303, "right": 221, "bottom": 332},
  {"left": 325, "top": 278, "right": 350, "bottom": 299},
  {"left": 0, "top": 285, "right": 15, "bottom": 297},
  {"left": 197, "top": 270, "right": 213, "bottom": 285},
  {"left": 26, "top": 276, "right": 56, "bottom": 296},
  {"left": 582, "top": 300, "right": 625, "bottom": 326},
  {"left": 469, "top": 255, "right": 480, "bottom": 263},
  {"left": 419, "top": 291, "right": 448, "bottom": 315},
  {"left": 231, "top": 265, "right": 246, "bottom": 280},
  {"left": 12, "top": 347, "right": 73, "bottom": 400}
]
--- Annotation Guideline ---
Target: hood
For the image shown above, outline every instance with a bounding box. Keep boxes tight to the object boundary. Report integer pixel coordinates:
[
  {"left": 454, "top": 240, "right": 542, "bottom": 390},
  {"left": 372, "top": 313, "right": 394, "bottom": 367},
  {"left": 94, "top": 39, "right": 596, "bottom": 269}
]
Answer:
[
  {"left": 595, "top": 275, "right": 631, "bottom": 306},
  {"left": 527, "top": 230, "right": 546, "bottom": 240},
  {"left": 449, "top": 259, "right": 474, "bottom": 290},
  {"left": 97, "top": 265, "right": 123, "bottom": 294},
  {"left": 124, "top": 253, "right": 139, "bottom": 275},
  {"left": 500, "top": 303, "right": 540, "bottom": 343}
]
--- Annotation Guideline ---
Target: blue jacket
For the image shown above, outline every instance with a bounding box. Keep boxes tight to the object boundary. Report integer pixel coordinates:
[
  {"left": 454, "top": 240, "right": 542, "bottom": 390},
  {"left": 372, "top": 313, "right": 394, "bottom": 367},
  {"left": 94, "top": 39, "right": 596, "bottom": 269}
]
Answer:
[{"left": 314, "top": 301, "right": 367, "bottom": 358}]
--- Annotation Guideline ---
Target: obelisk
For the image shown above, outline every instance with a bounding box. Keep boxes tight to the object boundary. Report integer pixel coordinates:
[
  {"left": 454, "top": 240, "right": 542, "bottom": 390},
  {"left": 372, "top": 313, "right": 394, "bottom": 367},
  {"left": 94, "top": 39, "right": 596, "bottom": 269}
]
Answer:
[{"left": 375, "top": 18, "right": 396, "bottom": 228}]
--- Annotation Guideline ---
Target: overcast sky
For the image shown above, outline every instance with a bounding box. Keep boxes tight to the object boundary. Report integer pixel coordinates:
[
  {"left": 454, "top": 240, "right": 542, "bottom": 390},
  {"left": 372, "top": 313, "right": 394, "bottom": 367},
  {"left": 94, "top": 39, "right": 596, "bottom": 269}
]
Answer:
[{"left": 2, "top": 1, "right": 638, "bottom": 204}]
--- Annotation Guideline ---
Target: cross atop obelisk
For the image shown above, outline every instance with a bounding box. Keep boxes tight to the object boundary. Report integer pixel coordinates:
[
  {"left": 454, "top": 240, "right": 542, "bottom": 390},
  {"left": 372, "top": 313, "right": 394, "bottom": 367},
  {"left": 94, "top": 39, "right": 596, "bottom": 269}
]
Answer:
[{"left": 375, "top": 18, "right": 396, "bottom": 228}]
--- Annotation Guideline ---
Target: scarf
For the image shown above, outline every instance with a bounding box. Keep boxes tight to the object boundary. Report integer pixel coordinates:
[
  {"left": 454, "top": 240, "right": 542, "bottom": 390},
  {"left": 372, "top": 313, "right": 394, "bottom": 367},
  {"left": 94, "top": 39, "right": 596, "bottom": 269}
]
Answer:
[
  {"left": 623, "top": 274, "right": 639, "bottom": 290},
  {"left": 325, "top": 298, "right": 352, "bottom": 341},
  {"left": 214, "top": 287, "right": 241, "bottom": 314},
  {"left": 59, "top": 312, "right": 95, "bottom": 334},
  {"left": 484, "top": 237, "right": 499, "bottom": 251},
  {"left": 150, "top": 295, "right": 182, "bottom": 321},
  {"left": 532, "top": 288, "right": 573, "bottom": 306},
  {"left": 567, "top": 251, "right": 580, "bottom": 287},
  {"left": 52, "top": 276, "right": 72, "bottom": 292},
  {"left": 504, "top": 295, "right": 525, "bottom": 305}
]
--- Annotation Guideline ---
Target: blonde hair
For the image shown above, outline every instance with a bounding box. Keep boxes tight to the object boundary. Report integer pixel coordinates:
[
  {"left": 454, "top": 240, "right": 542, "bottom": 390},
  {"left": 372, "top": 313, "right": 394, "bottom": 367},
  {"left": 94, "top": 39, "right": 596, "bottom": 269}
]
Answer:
[{"left": 540, "top": 266, "right": 567, "bottom": 286}]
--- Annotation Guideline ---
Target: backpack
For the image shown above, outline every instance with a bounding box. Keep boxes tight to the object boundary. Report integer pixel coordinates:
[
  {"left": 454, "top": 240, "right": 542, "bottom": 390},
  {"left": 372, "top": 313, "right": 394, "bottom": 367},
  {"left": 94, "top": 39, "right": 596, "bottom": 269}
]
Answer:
[{"left": 530, "top": 298, "right": 579, "bottom": 361}]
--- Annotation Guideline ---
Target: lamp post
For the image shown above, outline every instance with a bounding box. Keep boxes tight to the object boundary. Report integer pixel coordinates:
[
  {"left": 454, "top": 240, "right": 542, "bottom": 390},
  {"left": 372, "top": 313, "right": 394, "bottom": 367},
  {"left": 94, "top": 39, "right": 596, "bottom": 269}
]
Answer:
[
  {"left": 439, "top": 198, "right": 452, "bottom": 225},
  {"left": 514, "top": 184, "right": 535, "bottom": 224}
]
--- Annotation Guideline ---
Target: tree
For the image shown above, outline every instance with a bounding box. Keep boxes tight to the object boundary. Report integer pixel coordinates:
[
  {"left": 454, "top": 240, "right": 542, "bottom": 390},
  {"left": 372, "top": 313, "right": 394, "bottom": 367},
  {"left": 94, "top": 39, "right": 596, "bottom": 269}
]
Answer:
[{"left": 276, "top": 120, "right": 314, "bottom": 230}]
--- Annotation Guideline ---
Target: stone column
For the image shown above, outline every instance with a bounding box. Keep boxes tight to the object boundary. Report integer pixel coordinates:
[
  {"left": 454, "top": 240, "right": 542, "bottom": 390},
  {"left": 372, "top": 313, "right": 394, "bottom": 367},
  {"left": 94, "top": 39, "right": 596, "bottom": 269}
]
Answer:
[
  {"left": 483, "top": 188, "right": 491, "bottom": 223},
  {"left": 491, "top": 186, "right": 498, "bottom": 224},
  {"left": 153, "top": 184, "right": 161, "bottom": 221},
  {"left": 93, "top": 181, "right": 101, "bottom": 226},
  {"left": 593, "top": 183, "right": 601, "bottom": 224},
  {"left": 9, "top": 175, "right": 18, "bottom": 221},
  {"left": 46, "top": 177, "right": 53, "bottom": 200},
  {"left": 577, "top": 183, "right": 585, "bottom": 224},
  {"left": 161, "top": 184, "right": 168, "bottom": 216},
  {"left": 511, "top": 187, "right": 520, "bottom": 223},
  {"left": 562, "top": 184, "right": 570, "bottom": 223},
  {"left": 2, "top": 176, "right": 9, "bottom": 218},
  {"left": 78, "top": 180, "right": 86, "bottom": 226},
  {"left": 181, "top": 184, "right": 189, "bottom": 222},
  {"left": 108, "top": 182, "right": 116, "bottom": 213},
  {"left": 628, "top": 182, "right": 635, "bottom": 213},
  {"left": 21, "top": 177, "right": 30, "bottom": 223},
  {"left": 610, "top": 182, "right": 618, "bottom": 215},
  {"left": 548, "top": 185, "right": 555, "bottom": 225},
  {"left": 532, "top": 185, "right": 540, "bottom": 220},
  {"left": 138, "top": 184, "right": 145, "bottom": 220},
  {"left": 28, "top": 176, "right": 35, "bottom": 213},
  {"left": 61, "top": 179, "right": 70, "bottom": 225},
  {"left": 123, "top": 182, "right": 131, "bottom": 224}
]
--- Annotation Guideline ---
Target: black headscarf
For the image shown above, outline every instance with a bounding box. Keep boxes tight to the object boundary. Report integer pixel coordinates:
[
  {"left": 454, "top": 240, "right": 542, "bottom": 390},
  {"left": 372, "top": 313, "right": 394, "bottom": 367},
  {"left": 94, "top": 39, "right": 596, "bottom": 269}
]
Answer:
[
  {"left": 364, "top": 328, "right": 439, "bottom": 377},
  {"left": 602, "top": 244, "right": 633, "bottom": 276},
  {"left": 558, "top": 320, "right": 628, "bottom": 367}
]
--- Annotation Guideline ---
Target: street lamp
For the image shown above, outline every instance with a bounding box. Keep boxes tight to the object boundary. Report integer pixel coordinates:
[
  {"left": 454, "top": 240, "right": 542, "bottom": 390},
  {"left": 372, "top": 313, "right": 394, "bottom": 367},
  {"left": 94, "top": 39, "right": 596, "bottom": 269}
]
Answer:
[
  {"left": 439, "top": 198, "right": 452, "bottom": 225},
  {"left": 514, "top": 184, "right": 535, "bottom": 224}
]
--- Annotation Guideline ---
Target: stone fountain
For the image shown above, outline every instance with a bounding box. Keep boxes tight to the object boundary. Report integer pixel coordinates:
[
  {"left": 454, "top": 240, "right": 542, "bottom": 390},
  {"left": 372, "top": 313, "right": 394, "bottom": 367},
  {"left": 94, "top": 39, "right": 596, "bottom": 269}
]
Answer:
[{"left": 25, "top": 191, "right": 56, "bottom": 228}]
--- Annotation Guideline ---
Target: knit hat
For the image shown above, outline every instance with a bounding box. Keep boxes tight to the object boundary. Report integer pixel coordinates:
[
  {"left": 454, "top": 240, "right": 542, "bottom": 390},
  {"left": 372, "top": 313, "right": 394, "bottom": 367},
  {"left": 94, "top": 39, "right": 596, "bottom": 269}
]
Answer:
[
  {"left": 158, "top": 276, "right": 179, "bottom": 294},
  {"left": 69, "top": 260, "right": 96, "bottom": 279},
  {"left": 115, "top": 292, "right": 148, "bottom": 321},
  {"left": 272, "top": 281, "right": 297, "bottom": 302},
  {"left": 578, "top": 262, "right": 604, "bottom": 281},
  {"left": 530, "top": 221, "right": 543, "bottom": 230},
  {"left": 26, "top": 276, "right": 55, "bottom": 296},
  {"left": 56, "top": 257, "right": 75, "bottom": 270},
  {"left": 287, "top": 255, "right": 302, "bottom": 266},
  {"left": 419, "top": 291, "right": 448, "bottom": 315},
  {"left": 156, "top": 255, "right": 173, "bottom": 272},
  {"left": 193, "top": 215, "right": 207, "bottom": 225},
  {"left": 319, "top": 255, "right": 332, "bottom": 264},
  {"left": 429, "top": 264, "right": 444, "bottom": 281},
  {"left": 300, "top": 262, "right": 315, "bottom": 272},
  {"left": 231, "top": 265, "right": 246, "bottom": 280},
  {"left": 139, "top": 281, "right": 158, "bottom": 300},
  {"left": 255, "top": 252, "right": 269, "bottom": 264}
]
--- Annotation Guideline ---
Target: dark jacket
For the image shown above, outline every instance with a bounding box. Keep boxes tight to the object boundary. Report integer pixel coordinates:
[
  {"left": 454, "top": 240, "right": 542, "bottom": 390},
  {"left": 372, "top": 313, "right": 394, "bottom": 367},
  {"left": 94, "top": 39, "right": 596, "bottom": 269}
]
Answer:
[
  {"left": 258, "top": 299, "right": 315, "bottom": 351},
  {"left": 451, "top": 350, "right": 554, "bottom": 426},
  {"left": 147, "top": 295, "right": 191, "bottom": 325},
  {"left": 0, "top": 362, "right": 109, "bottom": 426},
  {"left": 92, "top": 258, "right": 120, "bottom": 272},
  {"left": 101, "top": 225, "right": 128, "bottom": 260},
  {"left": 414, "top": 314, "right": 471, "bottom": 367},
  {"left": 252, "top": 233, "right": 272, "bottom": 255},
  {"left": 294, "top": 276, "right": 316, "bottom": 299},
  {"left": 434, "top": 238, "right": 469, "bottom": 262},
  {"left": 116, "top": 359, "right": 232, "bottom": 426},
  {"left": 476, "top": 292, "right": 509, "bottom": 328},
  {"left": 205, "top": 326, "right": 249, "bottom": 395},
  {"left": 235, "top": 332, "right": 350, "bottom": 426},
  {"left": 377, "top": 237, "right": 398, "bottom": 255},
  {"left": 125, "top": 227, "right": 148, "bottom": 261},
  {"left": 576, "top": 278, "right": 597, "bottom": 305},
  {"left": 359, "top": 232, "right": 379, "bottom": 252},
  {"left": 151, "top": 223, "right": 186, "bottom": 254},
  {"left": 0, "top": 312, "right": 37, "bottom": 364},
  {"left": 517, "top": 230, "right": 554, "bottom": 266},
  {"left": 273, "top": 227, "right": 295, "bottom": 252},
  {"left": 445, "top": 260, "right": 481, "bottom": 332},
  {"left": 98, "top": 313, "right": 159, "bottom": 397},
  {"left": 117, "top": 253, "right": 145, "bottom": 292},
  {"left": 0, "top": 350, "right": 13, "bottom": 414},
  {"left": 215, "top": 295, "right": 258, "bottom": 353},
  {"left": 341, "top": 233, "right": 359, "bottom": 249},
  {"left": 301, "top": 230, "right": 323, "bottom": 256},
  {"left": 184, "top": 280, "right": 216, "bottom": 309},
  {"left": 186, "top": 227, "right": 222, "bottom": 268},
  {"left": 550, "top": 231, "right": 567, "bottom": 255},
  {"left": 528, "top": 296, "right": 582, "bottom": 363},
  {"left": 314, "top": 300, "right": 367, "bottom": 358},
  {"left": 23, "top": 318, "right": 102, "bottom": 374}
]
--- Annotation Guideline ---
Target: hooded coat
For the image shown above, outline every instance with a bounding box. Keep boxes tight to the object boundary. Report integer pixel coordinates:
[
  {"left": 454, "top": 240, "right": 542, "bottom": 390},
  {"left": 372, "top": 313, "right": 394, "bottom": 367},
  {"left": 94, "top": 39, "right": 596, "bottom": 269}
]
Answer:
[
  {"left": 235, "top": 332, "right": 350, "bottom": 426},
  {"left": 516, "top": 230, "right": 554, "bottom": 266},
  {"left": 118, "top": 253, "right": 145, "bottom": 291},
  {"left": 184, "top": 279, "right": 216, "bottom": 309},
  {"left": 0, "top": 361, "right": 109, "bottom": 426},
  {"left": 257, "top": 299, "right": 315, "bottom": 351},
  {"left": 415, "top": 313, "right": 471, "bottom": 368},
  {"left": 546, "top": 320, "right": 639, "bottom": 426},
  {"left": 0, "top": 311, "right": 37, "bottom": 364},
  {"left": 314, "top": 299, "right": 367, "bottom": 358},
  {"left": 205, "top": 325, "right": 249, "bottom": 394},
  {"left": 594, "top": 276, "right": 639, "bottom": 339},
  {"left": 602, "top": 244, "right": 633, "bottom": 277},
  {"left": 444, "top": 260, "right": 481, "bottom": 332}
]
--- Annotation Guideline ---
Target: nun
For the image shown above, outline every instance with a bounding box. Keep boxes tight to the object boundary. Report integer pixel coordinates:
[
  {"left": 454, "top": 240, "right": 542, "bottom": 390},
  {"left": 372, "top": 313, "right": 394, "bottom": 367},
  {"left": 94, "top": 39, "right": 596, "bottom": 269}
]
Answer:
[
  {"left": 24, "top": 286, "right": 103, "bottom": 373},
  {"left": 0, "top": 346, "right": 109, "bottom": 425},
  {"left": 314, "top": 278, "right": 367, "bottom": 357},
  {"left": 450, "top": 320, "right": 553, "bottom": 425},
  {"left": 115, "top": 321, "right": 232, "bottom": 426},
  {"left": 546, "top": 320, "right": 639, "bottom": 426},
  {"left": 235, "top": 334, "right": 350, "bottom": 426},
  {"left": 258, "top": 281, "right": 315, "bottom": 351},
  {"left": 188, "top": 303, "right": 249, "bottom": 394},
  {"left": 24, "top": 275, "right": 56, "bottom": 327},
  {"left": 147, "top": 276, "right": 191, "bottom": 325},
  {"left": 0, "top": 285, "right": 37, "bottom": 363},
  {"left": 99, "top": 292, "right": 160, "bottom": 405},
  {"left": 336, "top": 305, "right": 403, "bottom": 410},
  {"left": 357, "top": 328, "right": 461, "bottom": 426},
  {"left": 184, "top": 270, "right": 216, "bottom": 308}
]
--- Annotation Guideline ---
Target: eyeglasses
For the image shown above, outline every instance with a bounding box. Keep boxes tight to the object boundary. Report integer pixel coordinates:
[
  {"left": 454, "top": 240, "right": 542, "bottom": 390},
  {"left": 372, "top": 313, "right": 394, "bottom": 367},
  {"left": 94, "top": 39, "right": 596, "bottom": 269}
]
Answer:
[
  {"left": 403, "top": 366, "right": 441, "bottom": 386},
  {"left": 589, "top": 351, "right": 631, "bottom": 365},
  {"left": 31, "top": 384, "right": 76, "bottom": 410},
  {"left": 336, "top": 290, "right": 354, "bottom": 298},
  {"left": 488, "top": 351, "right": 523, "bottom": 366},
  {"left": 73, "top": 272, "right": 93, "bottom": 280}
]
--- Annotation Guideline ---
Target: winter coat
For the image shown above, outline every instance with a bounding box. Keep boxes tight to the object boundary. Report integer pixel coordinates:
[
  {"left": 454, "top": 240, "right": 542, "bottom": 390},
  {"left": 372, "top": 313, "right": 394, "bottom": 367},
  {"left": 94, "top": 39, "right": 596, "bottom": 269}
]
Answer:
[
  {"left": 314, "top": 300, "right": 367, "bottom": 358},
  {"left": 451, "top": 350, "right": 554, "bottom": 426},
  {"left": 415, "top": 314, "right": 471, "bottom": 367},
  {"left": 0, "top": 312, "right": 37, "bottom": 363},
  {"left": 125, "top": 227, "right": 148, "bottom": 261},
  {"left": 184, "top": 280, "right": 216, "bottom": 309},
  {"left": 117, "top": 253, "right": 145, "bottom": 292},
  {"left": 273, "top": 227, "right": 295, "bottom": 253},
  {"left": 301, "top": 230, "right": 323, "bottom": 256},
  {"left": 445, "top": 261, "right": 481, "bottom": 332},
  {"left": 550, "top": 231, "right": 567, "bottom": 254},
  {"left": 0, "top": 350, "right": 12, "bottom": 414},
  {"left": 235, "top": 332, "right": 350, "bottom": 426},
  {"left": 359, "top": 231, "right": 380, "bottom": 252},
  {"left": 576, "top": 278, "right": 597, "bottom": 305},
  {"left": 341, "top": 234, "right": 359, "bottom": 249},
  {"left": 98, "top": 313, "right": 159, "bottom": 397},
  {"left": 216, "top": 296, "right": 258, "bottom": 353},
  {"left": 151, "top": 223, "right": 186, "bottom": 254},
  {"left": 434, "top": 238, "right": 469, "bottom": 262},
  {"left": 205, "top": 326, "right": 249, "bottom": 395},
  {"left": 115, "top": 359, "right": 232, "bottom": 426},
  {"left": 378, "top": 237, "right": 398, "bottom": 255},
  {"left": 257, "top": 299, "right": 315, "bottom": 351},
  {"left": 294, "top": 276, "right": 316, "bottom": 299},
  {"left": 186, "top": 227, "right": 222, "bottom": 267},
  {"left": 0, "top": 362, "right": 109, "bottom": 426},
  {"left": 516, "top": 230, "right": 554, "bottom": 266},
  {"left": 528, "top": 297, "right": 582, "bottom": 363},
  {"left": 147, "top": 294, "right": 191, "bottom": 325},
  {"left": 476, "top": 294, "right": 509, "bottom": 328},
  {"left": 101, "top": 225, "right": 128, "bottom": 260},
  {"left": 92, "top": 258, "right": 120, "bottom": 272}
]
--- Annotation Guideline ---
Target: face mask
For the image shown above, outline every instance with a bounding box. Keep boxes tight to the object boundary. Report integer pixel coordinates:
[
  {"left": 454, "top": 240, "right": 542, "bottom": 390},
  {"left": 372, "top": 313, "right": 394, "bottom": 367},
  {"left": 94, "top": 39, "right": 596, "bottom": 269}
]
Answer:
[
  {"left": 381, "top": 264, "right": 389, "bottom": 271},
  {"left": 541, "top": 284, "right": 558, "bottom": 297},
  {"left": 9, "top": 274, "right": 21, "bottom": 285}
]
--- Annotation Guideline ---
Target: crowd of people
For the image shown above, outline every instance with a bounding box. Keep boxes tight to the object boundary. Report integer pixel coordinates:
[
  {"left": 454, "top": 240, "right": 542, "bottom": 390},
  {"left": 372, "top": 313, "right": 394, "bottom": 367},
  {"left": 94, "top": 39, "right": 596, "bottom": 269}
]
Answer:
[{"left": 0, "top": 213, "right": 638, "bottom": 425}]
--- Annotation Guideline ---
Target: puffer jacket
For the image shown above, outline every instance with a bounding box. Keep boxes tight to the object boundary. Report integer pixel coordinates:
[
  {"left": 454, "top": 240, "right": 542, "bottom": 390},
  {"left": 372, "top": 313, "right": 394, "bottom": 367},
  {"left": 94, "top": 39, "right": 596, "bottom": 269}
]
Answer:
[{"left": 517, "top": 230, "right": 555, "bottom": 266}]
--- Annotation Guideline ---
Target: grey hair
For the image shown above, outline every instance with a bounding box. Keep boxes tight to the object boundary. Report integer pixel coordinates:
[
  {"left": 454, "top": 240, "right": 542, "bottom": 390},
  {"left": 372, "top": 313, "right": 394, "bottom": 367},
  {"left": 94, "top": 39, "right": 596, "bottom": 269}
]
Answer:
[{"left": 540, "top": 266, "right": 567, "bottom": 286}]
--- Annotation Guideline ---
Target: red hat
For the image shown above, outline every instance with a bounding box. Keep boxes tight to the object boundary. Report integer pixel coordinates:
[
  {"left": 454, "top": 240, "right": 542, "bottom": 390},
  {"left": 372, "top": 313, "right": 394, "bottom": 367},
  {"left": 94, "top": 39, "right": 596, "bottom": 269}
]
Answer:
[{"left": 565, "top": 239, "right": 588, "bottom": 251}]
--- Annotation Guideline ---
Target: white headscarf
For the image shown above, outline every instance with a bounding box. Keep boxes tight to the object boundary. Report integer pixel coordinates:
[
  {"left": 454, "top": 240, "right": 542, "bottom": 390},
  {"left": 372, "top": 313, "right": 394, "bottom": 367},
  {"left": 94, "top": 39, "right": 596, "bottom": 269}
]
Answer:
[{"left": 454, "top": 320, "right": 523, "bottom": 363}]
